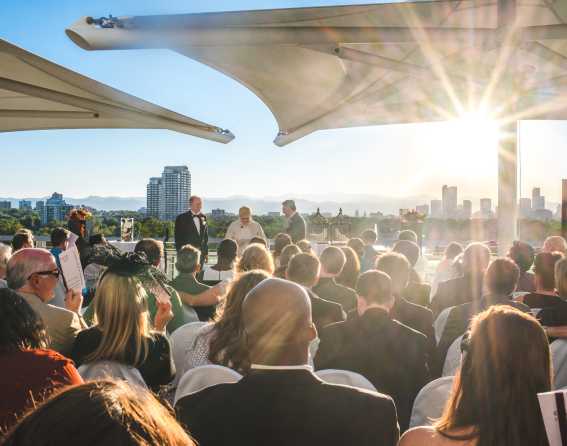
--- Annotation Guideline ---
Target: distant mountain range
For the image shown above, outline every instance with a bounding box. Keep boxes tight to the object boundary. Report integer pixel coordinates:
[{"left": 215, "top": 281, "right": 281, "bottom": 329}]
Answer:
[{"left": 1, "top": 194, "right": 559, "bottom": 216}]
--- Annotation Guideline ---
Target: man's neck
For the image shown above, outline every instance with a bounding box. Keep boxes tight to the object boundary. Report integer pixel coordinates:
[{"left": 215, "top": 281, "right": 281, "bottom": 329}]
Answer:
[
  {"left": 319, "top": 272, "right": 335, "bottom": 280},
  {"left": 250, "top": 349, "right": 309, "bottom": 367},
  {"left": 359, "top": 302, "right": 390, "bottom": 316}
]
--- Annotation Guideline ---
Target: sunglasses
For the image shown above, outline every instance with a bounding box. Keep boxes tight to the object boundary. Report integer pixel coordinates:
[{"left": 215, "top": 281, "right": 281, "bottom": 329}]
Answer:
[{"left": 29, "top": 269, "right": 60, "bottom": 280}]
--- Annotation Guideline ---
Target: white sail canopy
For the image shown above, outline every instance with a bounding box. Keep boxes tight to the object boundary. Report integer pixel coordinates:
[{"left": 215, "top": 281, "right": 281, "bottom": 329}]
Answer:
[
  {"left": 66, "top": 1, "right": 567, "bottom": 145},
  {"left": 0, "top": 38, "right": 233, "bottom": 143}
]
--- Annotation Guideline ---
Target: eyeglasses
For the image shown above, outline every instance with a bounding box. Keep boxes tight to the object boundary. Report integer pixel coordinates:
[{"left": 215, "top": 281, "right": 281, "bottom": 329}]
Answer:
[{"left": 28, "top": 269, "right": 60, "bottom": 280}]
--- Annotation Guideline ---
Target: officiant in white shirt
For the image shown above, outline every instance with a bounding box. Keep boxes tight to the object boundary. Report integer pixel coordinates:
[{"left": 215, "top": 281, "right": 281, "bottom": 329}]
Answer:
[{"left": 225, "top": 207, "right": 267, "bottom": 254}]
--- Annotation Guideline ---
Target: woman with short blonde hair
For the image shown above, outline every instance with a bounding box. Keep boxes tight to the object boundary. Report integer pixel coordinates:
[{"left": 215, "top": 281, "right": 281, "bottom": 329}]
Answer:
[
  {"left": 71, "top": 253, "right": 175, "bottom": 390},
  {"left": 237, "top": 243, "right": 274, "bottom": 275}
]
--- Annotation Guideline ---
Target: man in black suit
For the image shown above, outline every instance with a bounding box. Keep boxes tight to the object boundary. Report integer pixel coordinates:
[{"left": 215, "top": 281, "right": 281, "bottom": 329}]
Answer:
[
  {"left": 176, "top": 278, "right": 399, "bottom": 446},
  {"left": 376, "top": 252, "right": 439, "bottom": 378},
  {"left": 286, "top": 252, "right": 345, "bottom": 330},
  {"left": 315, "top": 270, "right": 429, "bottom": 432},
  {"left": 430, "top": 242, "right": 490, "bottom": 318},
  {"left": 282, "top": 199, "right": 306, "bottom": 243},
  {"left": 393, "top": 240, "right": 431, "bottom": 309},
  {"left": 174, "top": 195, "right": 208, "bottom": 266},
  {"left": 438, "top": 258, "right": 530, "bottom": 365},
  {"left": 313, "top": 246, "right": 358, "bottom": 313}
]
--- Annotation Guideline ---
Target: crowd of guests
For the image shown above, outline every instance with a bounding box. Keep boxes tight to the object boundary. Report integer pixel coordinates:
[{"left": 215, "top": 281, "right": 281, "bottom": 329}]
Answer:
[{"left": 0, "top": 220, "right": 566, "bottom": 445}]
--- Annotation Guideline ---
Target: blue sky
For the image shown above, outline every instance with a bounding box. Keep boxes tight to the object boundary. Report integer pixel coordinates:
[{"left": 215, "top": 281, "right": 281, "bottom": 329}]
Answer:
[{"left": 1, "top": 0, "right": 565, "bottom": 205}]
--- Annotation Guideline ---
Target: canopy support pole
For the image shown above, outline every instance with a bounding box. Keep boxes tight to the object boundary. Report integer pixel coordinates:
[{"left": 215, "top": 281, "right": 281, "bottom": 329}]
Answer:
[{"left": 498, "top": 120, "right": 518, "bottom": 255}]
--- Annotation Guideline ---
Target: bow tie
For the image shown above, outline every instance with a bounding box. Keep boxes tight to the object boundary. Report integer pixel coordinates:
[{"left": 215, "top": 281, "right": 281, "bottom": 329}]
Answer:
[{"left": 191, "top": 213, "right": 203, "bottom": 218}]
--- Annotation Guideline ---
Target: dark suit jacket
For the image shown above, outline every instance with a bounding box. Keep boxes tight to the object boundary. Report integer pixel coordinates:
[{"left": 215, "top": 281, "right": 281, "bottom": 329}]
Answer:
[
  {"left": 404, "top": 278, "right": 431, "bottom": 309},
  {"left": 437, "top": 295, "right": 530, "bottom": 365},
  {"left": 430, "top": 274, "right": 484, "bottom": 318},
  {"left": 315, "top": 308, "right": 429, "bottom": 432},
  {"left": 313, "top": 277, "right": 358, "bottom": 313},
  {"left": 176, "top": 369, "right": 399, "bottom": 446},
  {"left": 286, "top": 212, "right": 306, "bottom": 243},
  {"left": 174, "top": 211, "right": 208, "bottom": 257},
  {"left": 306, "top": 288, "right": 345, "bottom": 331}
]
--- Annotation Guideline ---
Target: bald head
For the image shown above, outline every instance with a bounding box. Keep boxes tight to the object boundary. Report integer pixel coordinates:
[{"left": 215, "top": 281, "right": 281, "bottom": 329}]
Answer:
[
  {"left": 7, "top": 248, "right": 56, "bottom": 290},
  {"left": 242, "top": 278, "right": 315, "bottom": 365}
]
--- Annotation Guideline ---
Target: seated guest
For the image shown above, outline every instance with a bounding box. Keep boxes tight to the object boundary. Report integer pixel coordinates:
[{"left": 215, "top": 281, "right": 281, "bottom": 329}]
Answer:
[
  {"left": 360, "top": 229, "right": 378, "bottom": 272},
  {"left": 82, "top": 234, "right": 108, "bottom": 306},
  {"left": 0, "top": 288, "right": 83, "bottom": 431},
  {"left": 400, "top": 306, "right": 551, "bottom": 446},
  {"left": 393, "top": 240, "right": 431, "bottom": 308},
  {"left": 336, "top": 246, "right": 361, "bottom": 290},
  {"left": 7, "top": 248, "right": 86, "bottom": 356},
  {"left": 347, "top": 237, "right": 365, "bottom": 260},
  {"left": 520, "top": 252, "right": 564, "bottom": 308},
  {"left": 249, "top": 236, "right": 267, "bottom": 247},
  {"left": 176, "top": 278, "right": 400, "bottom": 446},
  {"left": 135, "top": 239, "right": 199, "bottom": 330},
  {"left": 398, "top": 229, "right": 418, "bottom": 243},
  {"left": 71, "top": 254, "right": 175, "bottom": 390},
  {"left": 272, "top": 233, "right": 292, "bottom": 268},
  {"left": 273, "top": 244, "right": 301, "bottom": 278},
  {"left": 185, "top": 270, "right": 270, "bottom": 372},
  {"left": 286, "top": 253, "right": 345, "bottom": 330},
  {"left": 225, "top": 207, "right": 267, "bottom": 254},
  {"left": 430, "top": 242, "right": 463, "bottom": 299},
  {"left": 376, "top": 253, "right": 437, "bottom": 375},
  {"left": 297, "top": 239, "right": 314, "bottom": 255},
  {"left": 543, "top": 235, "right": 567, "bottom": 255},
  {"left": 538, "top": 257, "right": 567, "bottom": 330},
  {"left": 11, "top": 229, "right": 34, "bottom": 252},
  {"left": 438, "top": 258, "right": 530, "bottom": 365},
  {"left": 313, "top": 246, "right": 358, "bottom": 312},
  {"left": 430, "top": 242, "right": 490, "bottom": 318},
  {"left": 508, "top": 240, "right": 536, "bottom": 293},
  {"left": 316, "top": 271, "right": 429, "bottom": 431},
  {"left": 2, "top": 380, "right": 194, "bottom": 445},
  {"left": 202, "top": 238, "right": 238, "bottom": 282},
  {"left": 170, "top": 245, "right": 225, "bottom": 322},
  {"left": 0, "top": 243, "right": 12, "bottom": 288},
  {"left": 236, "top": 243, "right": 275, "bottom": 275}
]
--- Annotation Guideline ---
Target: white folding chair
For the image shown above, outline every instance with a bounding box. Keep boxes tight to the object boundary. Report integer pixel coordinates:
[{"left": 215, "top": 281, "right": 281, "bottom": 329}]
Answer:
[
  {"left": 434, "top": 307, "right": 452, "bottom": 345},
  {"left": 410, "top": 376, "right": 455, "bottom": 428},
  {"left": 170, "top": 321, "right": 209, "bottom": 387},
  {"left": 442, "top": 334, "right": 463, "bottom": 377},
  {"left": 551, "top": 339, "right": 567, "bottom": 389},
  {"left": 174, "top": 365, "right": 242, "bottom": 405},
  {"left": 315, "top": 369, "right": 377, "bottom": 392},
  {"left": 78, "top": 360, "right": 148, "bottom": 390}
]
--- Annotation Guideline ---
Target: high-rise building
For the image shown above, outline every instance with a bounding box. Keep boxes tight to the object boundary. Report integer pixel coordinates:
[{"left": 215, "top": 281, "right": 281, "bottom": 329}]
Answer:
[
  {"left": 480, "top": 198, "right": 492, "bottom": 218},
  {"left": 146, "top": 177, "right": 162, "bottom": 218},
  {"left": 462, "top": 200, "right": 472, "bottom": 219},
  {"left": 430, "top": 200, "right": 443, "bottom": 218},
  {"left": 0, "top": 201, "right": 11, "bottom": 209},
  {"left": 160, "top": 166, "right": 191, "bottom": 221},
  {"left": 35, "top": 193, "right": 72, "bottom": 225},
  {"left": 442, "top": 185, "right": 458, "bottom": 218},
  {"left": 519, "top": 197, "right": 532, "bottom": 218},
  {"left": 532, "top": 187, "right": 545, "bottom": 210},
  {"left": 19, "top": 200, "right": 32, "bottom": 210}
]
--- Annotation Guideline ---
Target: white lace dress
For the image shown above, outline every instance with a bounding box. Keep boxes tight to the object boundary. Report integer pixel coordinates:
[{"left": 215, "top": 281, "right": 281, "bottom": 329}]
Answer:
[{"left": 184, "top": 323, "right": 216, "bottom": 371}]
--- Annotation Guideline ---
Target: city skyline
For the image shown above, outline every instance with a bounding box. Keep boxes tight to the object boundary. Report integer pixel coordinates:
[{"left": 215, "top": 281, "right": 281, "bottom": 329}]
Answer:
[{"left": 0, "top": 1, "right": 566, "bottom": 203}]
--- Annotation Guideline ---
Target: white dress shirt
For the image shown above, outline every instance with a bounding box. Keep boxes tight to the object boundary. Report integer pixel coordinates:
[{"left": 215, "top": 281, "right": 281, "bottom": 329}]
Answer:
[{"left": 192, "top": 213, "right": 201, "bottom": 235}]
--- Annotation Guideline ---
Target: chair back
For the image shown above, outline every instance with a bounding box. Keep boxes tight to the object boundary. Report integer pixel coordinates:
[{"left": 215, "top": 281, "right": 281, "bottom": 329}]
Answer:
[
  {"left": 174, "top": 365, "right": 242, "bottom": 405},
  {"left": 315, "top": 369, "right": 377, "bottom": 392},
  {"left": 410, "top": 376, "right": 454, "bottom": 428},
  {"left": 442, "top": 334, "right": 463, "bottom": 377},
  {"left": 78, "top": 360, "right": 148, "bottom": 389},
  {"left": 551, "top": 339, "right": 567, "bottom": 389},
  {"left": 434, "top": 307, "right": 452, "bottom": 345},
  {"left": 170, "top": 321, "right": 209, "bottom": 386}
]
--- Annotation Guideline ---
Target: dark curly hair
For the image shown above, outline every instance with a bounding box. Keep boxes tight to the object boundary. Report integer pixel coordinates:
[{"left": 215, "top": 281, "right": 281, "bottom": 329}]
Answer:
[{"left": 0, "top": 288, "right": 48, "bottom": 352}]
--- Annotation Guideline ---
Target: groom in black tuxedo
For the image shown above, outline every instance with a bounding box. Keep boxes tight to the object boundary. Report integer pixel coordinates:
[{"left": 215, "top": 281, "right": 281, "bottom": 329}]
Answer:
[{"left": 174, "top": 195, "right": 208, "bottom": 266}]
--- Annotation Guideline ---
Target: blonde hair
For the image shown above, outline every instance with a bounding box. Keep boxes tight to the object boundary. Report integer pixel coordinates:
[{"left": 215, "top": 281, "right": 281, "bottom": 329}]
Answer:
[
  {"left": 87, "top": 273, "right": 151, "bottom": 366},
  {"left": 237, "top": 244, "right": 274, "bottom": 275},
  {"left": 556, "top": 257, "right": 567, "bottom": 297},
  {"left": 239, "top": 206, "right": 251, "bottom": 217}
]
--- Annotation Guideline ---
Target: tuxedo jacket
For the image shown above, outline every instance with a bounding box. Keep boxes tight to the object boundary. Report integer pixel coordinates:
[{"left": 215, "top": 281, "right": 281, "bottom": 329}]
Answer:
[
  {"left": 430, "top": 274, "right": 484, "bottom": 318},
  {"left": 306, "top": 288, "right": 345, "bottom": 331},
  {"left": 315, "top": 308, "right": 430, "bottom": 432},
  {"left": 286, "top": 212, "right": 307, "bottom": 243},
  {"left": 175, "top": 211, "right": 208, "bottom": 256},
  {"left": 176, "top": 369, "right": 399, "bottom": 446}
]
